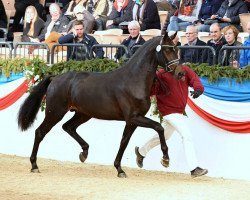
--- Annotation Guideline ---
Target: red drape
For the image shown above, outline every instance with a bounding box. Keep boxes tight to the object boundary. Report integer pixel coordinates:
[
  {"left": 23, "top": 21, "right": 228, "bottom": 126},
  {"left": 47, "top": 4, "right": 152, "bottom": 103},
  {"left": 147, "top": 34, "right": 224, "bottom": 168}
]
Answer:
[{"left": 187, "top": 98, "right": 250, "bottom": 134}]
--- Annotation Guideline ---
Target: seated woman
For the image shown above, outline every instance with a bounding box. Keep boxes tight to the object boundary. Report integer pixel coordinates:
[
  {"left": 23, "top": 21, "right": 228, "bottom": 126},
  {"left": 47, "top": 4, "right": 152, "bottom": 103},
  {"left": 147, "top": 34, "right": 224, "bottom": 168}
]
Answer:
[
  {"left": 132, "top": 0, "right": 160, "bottom": 31},
  {"left": 116, "top": 20, "right": 145, "bottom": 59},
  {"left": 106, "top": 0, "right": 134, "bottom": 29},
  {"left": 219, "top": 25, "right": 242, "bottom": 68},
  {"left": 239, "top": 21, "right": 250, "bottom": 68},
  {"left": 21, "top": 5, "right": 45, "bottom": 42}
]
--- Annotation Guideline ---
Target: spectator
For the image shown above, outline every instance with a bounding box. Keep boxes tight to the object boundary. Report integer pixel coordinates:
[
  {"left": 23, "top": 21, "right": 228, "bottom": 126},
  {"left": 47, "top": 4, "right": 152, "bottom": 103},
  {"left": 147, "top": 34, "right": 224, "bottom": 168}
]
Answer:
[
  {"left": 116, "top": 20, "right": 145, "bottom": 59},
  {"left": 132, "top": 0, "right": 161, "bottom": 31},
  {"left": 0, "top": 0, "right": 7, "bottom": 29},
  {"left": 43, "top": 4, "right": 94, "bottom": 52},
  {"left": 21, "top": 6, "right": 45, "bottom": 42},
  {"left": 167, "top": 0, "right": 202, "bottom": 31},
  {"left": 66, "top": 5, "right": 95, "bottom": 34},
  {"left": 205, "top": 23, "right": 226, "bottom": 65},
  {"left": 58, "top": 20, "right": 104, "bottom": 60},
  {"left": 106, "top": 0, "right": 134, "bottom": 29},
  {"left": 220, "top": 25, "right": 242, "bottom": 68},
  {"left": 63, "top": 0, "right": 85, "bottom": 18},
  {"left": 0, "top": 0, "right": 7, "bottom": 39},
  {"left": 37, "top": 3, "right": 70, "bottom": 42},
  {"left": 198, "top": 0, "right": 248, "bottom": 32},
  {"left": 135, "top": 65, "right": 208, "bottom": 178},
  {"left": 196, "top": 0, "right": 223, "bottom": 27},
  {"left": 11, "top": 0, "right": 44, "bottom": 32},
  {"left": 86, "top": 0, "right": 109, "bottom": 30},
  {"left": 180, "top": 25, "right": 206, "bottom": 64},
  {"left": 240, "top": 22, "right": 250, "bottom": 68}
]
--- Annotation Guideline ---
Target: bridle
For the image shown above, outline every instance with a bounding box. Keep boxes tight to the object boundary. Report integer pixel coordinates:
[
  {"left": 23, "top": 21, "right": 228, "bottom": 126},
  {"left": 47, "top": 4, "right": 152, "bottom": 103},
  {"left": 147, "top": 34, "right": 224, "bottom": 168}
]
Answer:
[{"left": 156, "top": 44, "right": 179, "bottom": 72}]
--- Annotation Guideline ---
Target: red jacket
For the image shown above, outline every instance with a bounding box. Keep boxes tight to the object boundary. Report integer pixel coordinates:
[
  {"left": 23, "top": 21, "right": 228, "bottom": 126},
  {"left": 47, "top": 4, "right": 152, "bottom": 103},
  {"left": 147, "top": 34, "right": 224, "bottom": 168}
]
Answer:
[{"left": 151, "top": 65, "right": 204, "bottom": 116}]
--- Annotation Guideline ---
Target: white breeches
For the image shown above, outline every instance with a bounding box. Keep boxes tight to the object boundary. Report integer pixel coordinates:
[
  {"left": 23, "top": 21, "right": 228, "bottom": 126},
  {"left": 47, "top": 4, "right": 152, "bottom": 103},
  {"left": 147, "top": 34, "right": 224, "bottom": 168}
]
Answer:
[{"left": 139, "top": 113, "right": 198, "bottom": 171}]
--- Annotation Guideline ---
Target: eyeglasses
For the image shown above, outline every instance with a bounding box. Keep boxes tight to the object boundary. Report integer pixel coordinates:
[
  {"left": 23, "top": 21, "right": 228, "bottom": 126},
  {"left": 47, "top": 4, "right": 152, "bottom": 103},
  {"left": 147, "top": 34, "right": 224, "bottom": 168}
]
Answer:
[{"left": 185, "top": 32, "right": 196, "bottom": 35}]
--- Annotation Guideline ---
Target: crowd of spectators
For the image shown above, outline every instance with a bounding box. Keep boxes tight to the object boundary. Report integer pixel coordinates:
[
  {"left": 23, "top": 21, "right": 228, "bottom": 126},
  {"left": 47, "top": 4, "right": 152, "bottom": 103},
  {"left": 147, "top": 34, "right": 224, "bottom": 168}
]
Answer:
[{"left": 0, "top": 0, "right": 250, "bottom": 67}]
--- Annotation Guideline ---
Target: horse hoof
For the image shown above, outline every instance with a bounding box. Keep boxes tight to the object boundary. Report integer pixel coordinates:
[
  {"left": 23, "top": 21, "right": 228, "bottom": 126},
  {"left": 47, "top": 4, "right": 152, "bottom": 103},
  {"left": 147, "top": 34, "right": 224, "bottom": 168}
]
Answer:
[
  {"left": 30, "top": 168, "right": 40, "bottom": 173},
  {"left": 160, "top": 158, "right": 169, "bottom": 168},
  {"left": 117, "top": 172, "right": 127, "bottom": 178},
  {"left": 79, "top": 152, "right": 88, "bottom": 163}
]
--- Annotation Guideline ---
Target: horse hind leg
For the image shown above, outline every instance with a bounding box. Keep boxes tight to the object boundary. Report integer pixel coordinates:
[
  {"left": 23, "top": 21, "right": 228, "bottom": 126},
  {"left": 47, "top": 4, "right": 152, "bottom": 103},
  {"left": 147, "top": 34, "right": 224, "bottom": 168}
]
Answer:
[
  {"left": 62, "top": 113, "right": 91, "bottom": 163},
  {"left": 30, "top": 110, "right": 67, "bottom": 173},
  {"left": 129, "top": 115, "right": 169, "bottom": 167},
  {"left": 114, "top": 124, "right": 137, "bottom": 178}
]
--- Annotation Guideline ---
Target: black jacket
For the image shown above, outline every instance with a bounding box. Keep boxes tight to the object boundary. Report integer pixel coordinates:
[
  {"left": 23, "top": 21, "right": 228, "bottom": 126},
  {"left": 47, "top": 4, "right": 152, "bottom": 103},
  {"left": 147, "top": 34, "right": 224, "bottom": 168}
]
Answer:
[
  {"left": 180, "top": 39, "right": 207, "bottom": 64},
  {"left": 116, "top": 34, "right": 145, "bottom": 59},
  {"left": 141, "top": 0, "right": 161, "bottom": 30},
  {"left": 58, "top": 33, "right": 104, "bottom": 60},
  {"left": 0, "top": 0, "right": 7, "bottom": 28},
  {"left": 216, "top": 0, "right": 248, "bottom": 25},
  {"left": 22, "top": 17, "right": 45, "bottom": 42}
]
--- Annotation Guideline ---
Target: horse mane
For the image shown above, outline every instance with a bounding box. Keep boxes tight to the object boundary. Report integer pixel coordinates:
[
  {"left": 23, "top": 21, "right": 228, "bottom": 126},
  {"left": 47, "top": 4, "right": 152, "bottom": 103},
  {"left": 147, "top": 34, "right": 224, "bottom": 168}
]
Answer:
[{"left": 123, "top": 36, "right": 162, "bottom": 68}]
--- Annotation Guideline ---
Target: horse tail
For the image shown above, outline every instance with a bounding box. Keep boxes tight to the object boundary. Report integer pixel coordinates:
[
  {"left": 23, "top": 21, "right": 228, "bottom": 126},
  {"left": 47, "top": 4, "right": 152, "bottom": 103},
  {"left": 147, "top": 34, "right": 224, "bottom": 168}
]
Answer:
[{"left": 18, "top": 76, "right": 54, "bottom": 131}]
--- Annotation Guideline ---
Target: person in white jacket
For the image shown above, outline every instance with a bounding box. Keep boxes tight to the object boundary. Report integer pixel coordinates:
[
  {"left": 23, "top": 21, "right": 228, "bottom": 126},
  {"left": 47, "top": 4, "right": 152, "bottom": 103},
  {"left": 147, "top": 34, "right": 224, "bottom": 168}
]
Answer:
[{"left": 167, "top": 0, "right": 202, "bottom": 31}]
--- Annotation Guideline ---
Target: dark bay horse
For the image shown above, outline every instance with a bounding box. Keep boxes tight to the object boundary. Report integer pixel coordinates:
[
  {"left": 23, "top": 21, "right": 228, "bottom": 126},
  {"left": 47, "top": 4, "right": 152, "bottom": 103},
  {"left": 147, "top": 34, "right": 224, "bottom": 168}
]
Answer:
[{"left": 18, "top": 32, "right": 184, "bottom": 177}]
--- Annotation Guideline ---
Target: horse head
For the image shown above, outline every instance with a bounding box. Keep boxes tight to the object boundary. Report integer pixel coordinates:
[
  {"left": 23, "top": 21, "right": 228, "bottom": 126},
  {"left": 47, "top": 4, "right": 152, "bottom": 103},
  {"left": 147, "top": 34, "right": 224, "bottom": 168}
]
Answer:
[{"left": 156, "top": 32, "right": 185, "bottom": 80}]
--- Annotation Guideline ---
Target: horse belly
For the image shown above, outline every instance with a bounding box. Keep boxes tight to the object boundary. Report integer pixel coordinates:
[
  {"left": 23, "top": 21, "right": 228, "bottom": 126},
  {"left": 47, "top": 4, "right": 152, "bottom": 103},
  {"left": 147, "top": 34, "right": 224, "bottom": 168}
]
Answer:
[{"left": 72, "top": 90, "right": 124, "bottom": 120}]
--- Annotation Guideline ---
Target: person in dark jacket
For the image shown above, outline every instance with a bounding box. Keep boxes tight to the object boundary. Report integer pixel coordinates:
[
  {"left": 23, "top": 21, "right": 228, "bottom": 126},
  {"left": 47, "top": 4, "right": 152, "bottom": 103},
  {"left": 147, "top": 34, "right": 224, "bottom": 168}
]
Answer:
[
  {"left": 205, "top": 23, "right": 226, "bottom": 65},
  {"left": 21, "top": 6, "right": 45, "bottom": 42},
  {"left": 0, "top": 0, "right": 7, "bottom": 39},
  {"left": 58, "top": 20, "right": 104, "bottom": 60},
  {"left": 37, "top": 3, "right": 70, "bottom": 42},
  {"left": 180, "top": 25, "right": 206, "bottom": 64},
  {"left": 11, "top": 0, "right": 44, "bottom": 32},
  {"left": 106, "top": 0, "right": 134, "bottom": 29},
  {"left": 116, "top": 20, "right": 145, "bottom": 59},
  {"left": 198, "top": 0, "right": 248, "bottom": 32},
  {"left": 132, "top": 0, "right": 161, "bottom": 30},
  {"left": 219, "top": 25, "right": 242, "bottom": 68},
  {"left": 197, "top": 0, "right": 223, "bottom": 24}
]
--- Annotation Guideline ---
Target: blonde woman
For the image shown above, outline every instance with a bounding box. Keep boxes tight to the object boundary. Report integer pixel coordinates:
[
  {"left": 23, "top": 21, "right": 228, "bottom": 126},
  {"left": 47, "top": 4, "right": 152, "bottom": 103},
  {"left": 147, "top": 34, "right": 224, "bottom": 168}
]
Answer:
[{"left": 21, "top": 6, "right": 45, "bottom": 42}]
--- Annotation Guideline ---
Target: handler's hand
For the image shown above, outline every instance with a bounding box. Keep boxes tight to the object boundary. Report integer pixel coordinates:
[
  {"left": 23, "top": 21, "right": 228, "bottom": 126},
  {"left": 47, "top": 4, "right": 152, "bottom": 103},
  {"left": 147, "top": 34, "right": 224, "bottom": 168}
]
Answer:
[{"left": 190, "top": 90, "right": 202, "bottom": 99}]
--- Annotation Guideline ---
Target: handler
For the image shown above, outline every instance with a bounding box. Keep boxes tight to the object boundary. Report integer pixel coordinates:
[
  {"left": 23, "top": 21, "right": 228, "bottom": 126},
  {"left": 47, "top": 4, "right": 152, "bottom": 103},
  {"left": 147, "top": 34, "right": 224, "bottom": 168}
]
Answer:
[{"left": 135, "top": 65, "right": 208, "bottom": 178}]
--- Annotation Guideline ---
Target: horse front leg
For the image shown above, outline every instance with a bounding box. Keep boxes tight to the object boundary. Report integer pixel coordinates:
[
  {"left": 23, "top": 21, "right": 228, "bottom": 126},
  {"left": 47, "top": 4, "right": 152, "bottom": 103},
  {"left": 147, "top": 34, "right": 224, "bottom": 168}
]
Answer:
[
  {"left": 130, "top": 115, "right": 169, "bottom": 167},
  {"left": 114, "top": 124, "right": 137, "bottom": 178}
]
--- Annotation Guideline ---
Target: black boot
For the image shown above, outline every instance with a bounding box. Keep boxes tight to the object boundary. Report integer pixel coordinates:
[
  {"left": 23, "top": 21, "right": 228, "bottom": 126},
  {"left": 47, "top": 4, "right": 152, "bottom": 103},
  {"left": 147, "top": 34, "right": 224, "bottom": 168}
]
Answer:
[
  {"left": 135, "top": 146, "right": 144, "bottom": 168},
  {"left": 191, "top": 167, "right": 208, "bottom": 178}
]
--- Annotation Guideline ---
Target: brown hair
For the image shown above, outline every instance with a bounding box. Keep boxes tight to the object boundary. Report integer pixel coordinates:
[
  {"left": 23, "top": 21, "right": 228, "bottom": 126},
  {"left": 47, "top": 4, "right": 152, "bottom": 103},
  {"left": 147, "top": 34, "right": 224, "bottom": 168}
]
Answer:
[
  {"left": 73, "top": 20, "right": 84, "bottom": 27},
  {"left": 222, "top": 25, "right": 239, "bottom": 38}
]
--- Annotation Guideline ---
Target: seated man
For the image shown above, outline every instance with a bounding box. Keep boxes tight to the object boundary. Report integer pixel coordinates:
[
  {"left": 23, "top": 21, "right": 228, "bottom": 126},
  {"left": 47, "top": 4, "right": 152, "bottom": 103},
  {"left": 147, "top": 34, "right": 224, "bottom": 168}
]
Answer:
[
  {"left": 37, "top": 3, "right": 70, "bottom": 42},
  {"left": 116, "top": 20, "right": 145, "bottom": 59},
  {"left": 106, "top": 0, "right": 133, "bottom": 29},
  {"left": 58, "top": 20, "right": 104, "bottom": 60},
  {"left": 240, "top": 21, "right": 250, "bottom": 68},
  {"left": 180, "top": 25, "right": 206, "bottom": 64},
  {"left": 198, "top": 0, "right": 248, "bottom": 32},
  {"left": 205, "top": 23, "right": 226, "bottom": 65}
]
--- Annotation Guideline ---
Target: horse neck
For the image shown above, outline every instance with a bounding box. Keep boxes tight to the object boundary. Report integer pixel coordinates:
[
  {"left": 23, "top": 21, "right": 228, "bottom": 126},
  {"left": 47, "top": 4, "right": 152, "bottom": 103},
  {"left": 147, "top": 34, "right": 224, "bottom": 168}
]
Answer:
[{"left": 125, "top": 49, "right": 158, "bottom": 90}]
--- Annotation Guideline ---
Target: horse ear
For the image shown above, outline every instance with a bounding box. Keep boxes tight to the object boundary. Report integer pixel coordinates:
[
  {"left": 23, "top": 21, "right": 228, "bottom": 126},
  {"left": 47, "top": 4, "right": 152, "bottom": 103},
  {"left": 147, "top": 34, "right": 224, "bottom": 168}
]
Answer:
[{"left": 169, "top": 31, "right": 177, "bottom": 41}]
